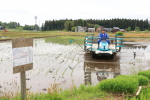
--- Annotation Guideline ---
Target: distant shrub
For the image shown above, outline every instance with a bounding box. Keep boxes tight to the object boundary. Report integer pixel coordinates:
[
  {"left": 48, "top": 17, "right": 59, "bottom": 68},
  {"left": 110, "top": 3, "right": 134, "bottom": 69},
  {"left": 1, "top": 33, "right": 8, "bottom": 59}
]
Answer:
[
  {"left": 135, "top": 27, "right": 140, "bottom": 32},
  {"left": 71, "top": 27, "right": 76, "bottom": 32},
  {"left": 62, "top": 29, "right": 68, "bottom": 32},
  {"left": 98, "top": 78, "right": 138, "bottom": 94},
  {"left": 138, "top": 70, "right": 150, "bottom": 80},
  {"left": 145, "top": 29, "right": 149, "bottom": 33},
  {"left": 116, "top": 31, "right": 123, "bottom": 35},
  {"left": 116, "top": 75, "right": 149, "bottom": 86}
]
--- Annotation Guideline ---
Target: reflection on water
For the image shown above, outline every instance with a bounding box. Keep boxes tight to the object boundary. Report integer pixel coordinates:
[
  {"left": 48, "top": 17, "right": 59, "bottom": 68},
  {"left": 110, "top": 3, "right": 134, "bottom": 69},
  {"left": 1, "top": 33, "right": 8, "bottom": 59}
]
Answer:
[
  {"left": 84, "top": 61, "right": 120, "bottom": 85},
  {"left": 0, "top": 38, "right": 150, "bottom": 96}
]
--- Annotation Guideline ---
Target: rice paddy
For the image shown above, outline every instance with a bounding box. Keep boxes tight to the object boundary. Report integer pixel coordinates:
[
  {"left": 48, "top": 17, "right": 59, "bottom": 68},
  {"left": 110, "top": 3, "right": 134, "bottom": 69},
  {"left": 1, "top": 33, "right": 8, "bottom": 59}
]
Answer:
[{"left": 0, "top": 36, "right": 150, "bottom": 99}]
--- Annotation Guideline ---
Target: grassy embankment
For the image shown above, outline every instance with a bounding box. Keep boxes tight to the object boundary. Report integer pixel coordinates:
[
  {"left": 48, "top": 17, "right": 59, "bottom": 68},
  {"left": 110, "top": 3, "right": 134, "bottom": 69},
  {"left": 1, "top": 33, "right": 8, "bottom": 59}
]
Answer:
[
  {"left": 0, "top": 30, "right": 150, "bottom": 41},
  {"left": 0, "top": 84, "right": 110, "bottom": 100}
]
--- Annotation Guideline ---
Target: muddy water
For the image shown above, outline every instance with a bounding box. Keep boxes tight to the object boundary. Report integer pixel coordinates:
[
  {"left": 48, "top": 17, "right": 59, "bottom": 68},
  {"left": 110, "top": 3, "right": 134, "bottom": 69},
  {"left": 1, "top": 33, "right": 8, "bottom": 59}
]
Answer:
[{"left": 0, "top": 38, "right": 150, "bottom": 95}]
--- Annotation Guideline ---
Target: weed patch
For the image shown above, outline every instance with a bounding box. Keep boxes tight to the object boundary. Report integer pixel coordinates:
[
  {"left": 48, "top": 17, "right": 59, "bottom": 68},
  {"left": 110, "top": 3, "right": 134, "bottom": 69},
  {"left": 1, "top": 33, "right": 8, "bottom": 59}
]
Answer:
[
  {"left": 138, "top": 70, "right": 150, "bottom": 80},
  {"left": 116, "top": 75, "right": 149, "bottom": 86},
  {"left": 98, "top": 78, "right": 139, "bottom": 94}
]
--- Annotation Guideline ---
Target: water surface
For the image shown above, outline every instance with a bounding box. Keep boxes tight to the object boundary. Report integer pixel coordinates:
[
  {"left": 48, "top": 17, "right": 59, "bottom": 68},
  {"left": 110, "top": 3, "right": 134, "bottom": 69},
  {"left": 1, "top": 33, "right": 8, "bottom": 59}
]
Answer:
[{"left": 0, "top": 37, "right": 150, "bottom": 95}]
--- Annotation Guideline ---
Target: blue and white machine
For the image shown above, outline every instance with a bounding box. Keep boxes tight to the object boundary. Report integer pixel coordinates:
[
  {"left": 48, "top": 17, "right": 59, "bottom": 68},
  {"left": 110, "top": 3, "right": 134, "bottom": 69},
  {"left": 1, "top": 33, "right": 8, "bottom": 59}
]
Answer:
[
  {"left": 84, "top": 33, "right": 124, "bottom": 59},
  {"left": 98, "top": 38, "right": 109, "bottom": 51}
]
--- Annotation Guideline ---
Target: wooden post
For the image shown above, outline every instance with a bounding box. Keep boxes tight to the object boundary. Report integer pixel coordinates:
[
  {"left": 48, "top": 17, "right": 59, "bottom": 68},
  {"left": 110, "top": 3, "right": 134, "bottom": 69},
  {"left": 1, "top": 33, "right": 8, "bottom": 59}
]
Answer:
[
  {"left": 20, "top": 70, "right": 26, "bottom": 100},
  {"left": 12, "top": 37, "right": 33, "bottom": 100}
]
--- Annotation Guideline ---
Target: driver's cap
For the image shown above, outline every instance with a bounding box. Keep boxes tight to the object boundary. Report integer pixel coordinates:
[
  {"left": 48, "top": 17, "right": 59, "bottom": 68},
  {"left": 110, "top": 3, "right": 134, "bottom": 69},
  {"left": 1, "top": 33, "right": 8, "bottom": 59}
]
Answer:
[{"left": 101, "top": 28, "right": 106, "bottom": 31}]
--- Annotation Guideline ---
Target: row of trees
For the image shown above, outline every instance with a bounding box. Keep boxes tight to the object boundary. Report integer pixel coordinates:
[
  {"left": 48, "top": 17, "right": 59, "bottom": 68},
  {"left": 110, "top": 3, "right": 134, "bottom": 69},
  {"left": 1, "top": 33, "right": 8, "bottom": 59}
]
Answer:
[
  {"left": 0, "top": 21, "right": 20, "bottom": 29},
  {"left": 1, "top": 18, "right": 150, "bottom": 32},
  {"left": 0, "top": 21, "right": 39, "bottom": 31},
  {"left": 23, "top": 24, "right": 39, "bottom": 30},
  {"left": 42, "top": 18, "right": 150, "bottom": 31},
  {"left": 14, "top": 25, "right": 40, "bottom": 32},
  {"left": 42, "top": 19, "right": 65, "bottom": 31}
]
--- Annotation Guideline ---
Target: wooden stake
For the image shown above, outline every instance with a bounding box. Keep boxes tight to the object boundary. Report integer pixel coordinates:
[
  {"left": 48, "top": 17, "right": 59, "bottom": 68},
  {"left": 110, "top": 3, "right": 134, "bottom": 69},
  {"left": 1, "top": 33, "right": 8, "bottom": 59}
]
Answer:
[
  {"left": 20, "top": 69, "right": 26, "bottom": 100},
  {"left": 136, "top": 86, "right": 142, "bottom": 96}
]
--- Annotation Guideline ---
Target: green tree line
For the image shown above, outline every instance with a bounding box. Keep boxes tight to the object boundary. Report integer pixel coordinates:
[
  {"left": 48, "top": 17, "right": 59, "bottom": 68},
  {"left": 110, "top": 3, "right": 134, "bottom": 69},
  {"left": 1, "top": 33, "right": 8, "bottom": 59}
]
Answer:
[
  {"left": 23, "top": 24, "right": 39, "bottom": 30},
  {"left": 42, "top": 18, "right": 150, "bottom": 31},
  {"left": 0, "top": 21, "right": 20, "bottom": 29},
  {"left": 0, "top": 21, "right": 40, "bottom": 31}
]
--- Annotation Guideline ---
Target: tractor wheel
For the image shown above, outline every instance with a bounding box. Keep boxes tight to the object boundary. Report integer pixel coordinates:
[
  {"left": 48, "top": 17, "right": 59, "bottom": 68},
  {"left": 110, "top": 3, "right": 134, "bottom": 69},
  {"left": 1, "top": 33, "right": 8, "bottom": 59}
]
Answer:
[
  {"left": 110, "top": 53, "right": 116, "bottom": 59},
  {"left": 110, "top": 54, "right": 114, "bottom": 59},
  {"left": 90, "top": 51, "right": 95, "bottom": 58}
]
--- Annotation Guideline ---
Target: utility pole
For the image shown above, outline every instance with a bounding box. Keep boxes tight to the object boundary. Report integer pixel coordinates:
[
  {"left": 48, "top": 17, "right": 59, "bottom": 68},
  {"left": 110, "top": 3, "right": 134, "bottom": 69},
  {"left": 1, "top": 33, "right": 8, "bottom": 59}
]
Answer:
[
  {"left": 135, "top": 19, "right": 137, "bottom": 31},
  {"left": 39, "top": 21, "right": 40, "bottom": 31},
  {"left": 34, "top": 16, "right": 37, "bottom": 31}
]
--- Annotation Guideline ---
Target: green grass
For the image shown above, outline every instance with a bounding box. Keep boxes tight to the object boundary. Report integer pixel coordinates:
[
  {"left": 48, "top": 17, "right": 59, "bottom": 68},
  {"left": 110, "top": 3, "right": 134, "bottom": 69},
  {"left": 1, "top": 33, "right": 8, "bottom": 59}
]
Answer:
[
  {"left": 97, "top": 78, "right": 139, "bottom": 94},
  {"left": 0, "top": 84, "right": 109, "bottom": 100},
  {"left": 0, "top": 93, "right": 62, "bottom": 100},
  {"left": 1, "top": 30, "right": 150, "bottom": 41},
  {"left": 116, "top": 75, "right": 149, "bottom": 86},
  {"left": 126, "top": 86, "right": 150, "bottom": 100},
  {"left": 138, "top": 70, "right": 150, "bottom": 80},
  {"left": 115, "top": 31, "right": 124, "bottom": 36},
  {"left": 45, "top": 36, "right": 84, "bottom": 45}
]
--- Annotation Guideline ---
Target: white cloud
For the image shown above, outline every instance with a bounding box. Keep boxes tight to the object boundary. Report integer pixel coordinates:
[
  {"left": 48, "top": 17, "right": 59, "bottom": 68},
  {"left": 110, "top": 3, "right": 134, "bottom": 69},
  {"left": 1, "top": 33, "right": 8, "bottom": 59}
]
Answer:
[{"left": 0, "top": 0, "right": 150, "bottom": 26}]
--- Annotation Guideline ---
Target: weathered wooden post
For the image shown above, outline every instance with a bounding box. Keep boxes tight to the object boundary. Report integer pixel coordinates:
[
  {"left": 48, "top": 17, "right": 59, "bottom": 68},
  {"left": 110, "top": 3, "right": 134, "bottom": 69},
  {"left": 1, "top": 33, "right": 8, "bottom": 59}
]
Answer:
[{"left": 12, "top": 37, "right": 33, "bottom": 100}]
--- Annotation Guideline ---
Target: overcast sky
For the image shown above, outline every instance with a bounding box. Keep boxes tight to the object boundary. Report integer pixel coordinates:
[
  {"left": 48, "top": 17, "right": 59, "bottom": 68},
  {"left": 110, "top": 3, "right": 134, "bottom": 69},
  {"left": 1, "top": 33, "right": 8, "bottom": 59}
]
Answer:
[{"left": 0, "top": 0, "right": 150, "bottom": 26}]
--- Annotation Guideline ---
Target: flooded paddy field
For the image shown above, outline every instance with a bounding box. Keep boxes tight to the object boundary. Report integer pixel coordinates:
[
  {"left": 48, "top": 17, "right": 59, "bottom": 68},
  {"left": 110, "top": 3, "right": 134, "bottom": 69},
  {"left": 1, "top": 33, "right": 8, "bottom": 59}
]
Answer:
[{"left": 0, "top": 37, "right": 150, "bottom": 96}]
